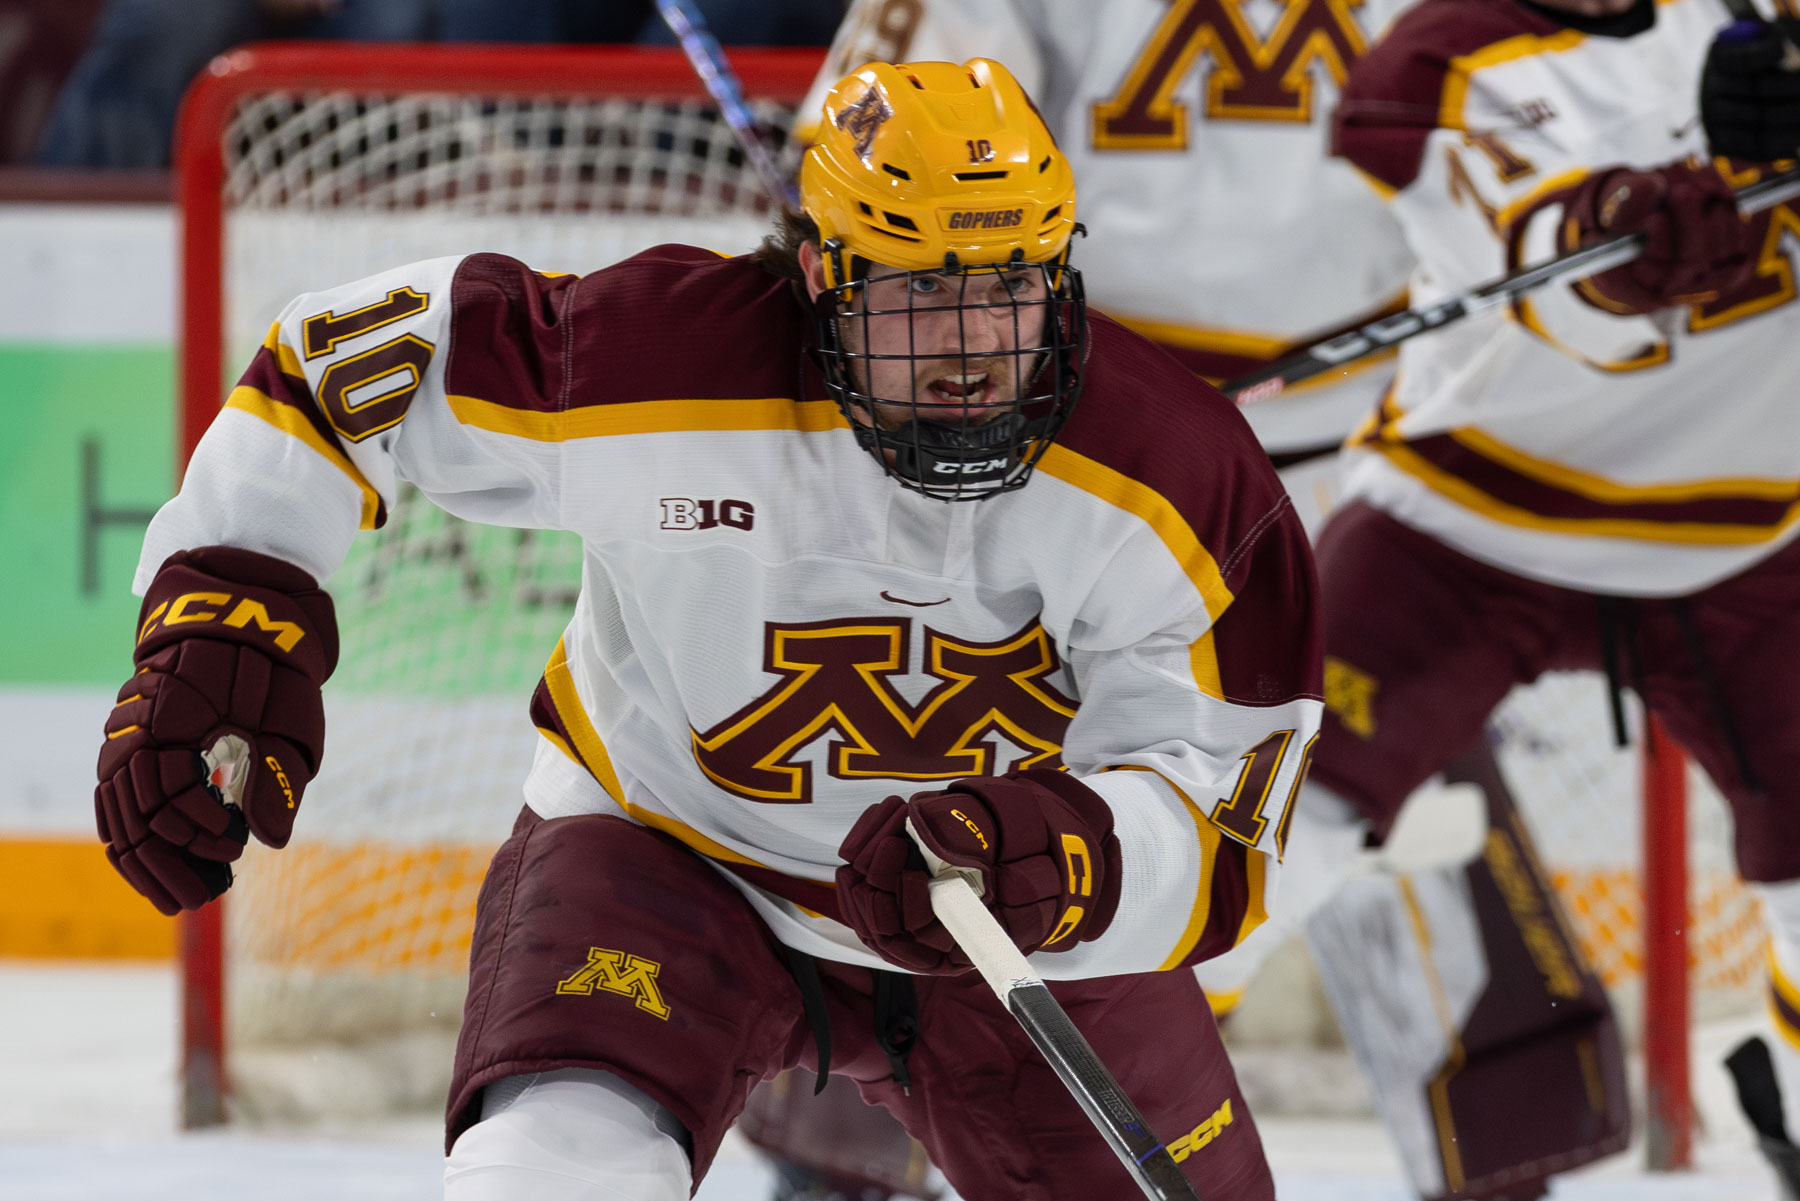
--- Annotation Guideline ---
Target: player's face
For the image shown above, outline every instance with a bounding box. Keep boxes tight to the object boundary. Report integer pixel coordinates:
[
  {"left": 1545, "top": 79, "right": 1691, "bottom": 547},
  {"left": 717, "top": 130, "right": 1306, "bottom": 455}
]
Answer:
[
  {"left": 801, "top": 243, "right": 1051, "bottom": 431},
  {"left": 841, "top": 265, "right": 1050, "bottom": 430}
]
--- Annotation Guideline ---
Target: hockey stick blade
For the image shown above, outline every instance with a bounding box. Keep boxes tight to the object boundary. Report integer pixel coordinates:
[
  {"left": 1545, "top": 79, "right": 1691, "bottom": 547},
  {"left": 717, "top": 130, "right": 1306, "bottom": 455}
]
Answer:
[
  {"left": 1224, "top": 163, "right": 1800, "bottom": 405},
  {"left": 906, "top": 819, "right": 1202, "bottom": 1200},
  {"left": 655, "top": 0, "right": 801, "bottom": 208}
]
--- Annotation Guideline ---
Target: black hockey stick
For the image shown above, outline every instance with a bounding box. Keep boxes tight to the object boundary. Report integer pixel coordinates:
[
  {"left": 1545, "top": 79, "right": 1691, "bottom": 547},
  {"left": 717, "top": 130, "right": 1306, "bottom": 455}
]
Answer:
[
  {"left": 907, "top": 820, "right": 1203, "bottom": 1201},
  {"left": 655, "top": 0, "right": 802, "bottom": 208},
  {"left": 1223, "top": 164, "right": 1800, "bottom": 406}
]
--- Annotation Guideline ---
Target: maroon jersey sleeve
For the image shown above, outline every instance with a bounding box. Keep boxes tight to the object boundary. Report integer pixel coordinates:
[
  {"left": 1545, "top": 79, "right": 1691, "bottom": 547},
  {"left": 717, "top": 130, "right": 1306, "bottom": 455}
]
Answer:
[
  {"left": 1332, "top": 0, "right": 1563, "bottom": 190},
  {"left": 1057, "top": 316, "right": 1325, "bottom": 970}
]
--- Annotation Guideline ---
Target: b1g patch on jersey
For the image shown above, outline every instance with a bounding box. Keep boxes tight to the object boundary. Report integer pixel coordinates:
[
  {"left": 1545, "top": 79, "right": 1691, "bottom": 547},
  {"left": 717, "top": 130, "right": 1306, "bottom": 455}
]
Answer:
[
  {"left": 554, "top": 947, "right": 670, "bottom": 1019},
  {"left": 939, "top": 207, "right": 1025, "bottom": 231},
  {"left": 660, "top": 497, "right": 755, "bottom": 531}
]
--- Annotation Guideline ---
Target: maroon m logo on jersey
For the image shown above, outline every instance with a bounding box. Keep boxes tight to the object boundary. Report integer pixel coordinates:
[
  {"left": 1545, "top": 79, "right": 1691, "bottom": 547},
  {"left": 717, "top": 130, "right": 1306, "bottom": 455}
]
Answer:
[
  {"left": 1092, "top": 0, "right": 1367, "bottom": 149},
  {"left": 691, "top": 618, "right": 1077, "bottom": 803}
]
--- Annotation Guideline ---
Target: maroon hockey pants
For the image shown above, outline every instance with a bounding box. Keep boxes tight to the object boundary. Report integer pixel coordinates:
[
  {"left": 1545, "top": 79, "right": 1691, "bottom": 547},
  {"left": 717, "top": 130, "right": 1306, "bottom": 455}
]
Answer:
[
  {"left": 446, "top": 809, "right": 1274, "bottom": 1200},
  {"left": 1311, "top": 502, "right": 1800, "bottom": 882}
]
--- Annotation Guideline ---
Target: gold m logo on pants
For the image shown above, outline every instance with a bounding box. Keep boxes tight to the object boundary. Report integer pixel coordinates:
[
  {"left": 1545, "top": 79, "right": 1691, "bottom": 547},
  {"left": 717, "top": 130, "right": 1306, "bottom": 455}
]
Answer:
[{"left": 555, "top": 948, "right": 671, "bottom": 1020}]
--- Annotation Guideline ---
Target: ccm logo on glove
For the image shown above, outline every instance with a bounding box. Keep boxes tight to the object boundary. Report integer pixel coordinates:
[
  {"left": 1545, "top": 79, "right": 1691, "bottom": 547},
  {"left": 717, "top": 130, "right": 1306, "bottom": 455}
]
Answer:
[
  {"left": 836, "top": 770, "right": 1122, "bottom": 974},
  {"left": 96, "top": 547, "right": 337, "bottom": 915},
  {"left": 138, "top": 591, "right": 310, "bottom": 653}
]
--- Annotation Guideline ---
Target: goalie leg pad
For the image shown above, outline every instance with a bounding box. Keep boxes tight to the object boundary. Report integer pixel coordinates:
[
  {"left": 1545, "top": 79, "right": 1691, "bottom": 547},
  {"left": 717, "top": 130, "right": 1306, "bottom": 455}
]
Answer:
[{"left": 1303, "top": 748, "right": 1629, "bottom": 1201}]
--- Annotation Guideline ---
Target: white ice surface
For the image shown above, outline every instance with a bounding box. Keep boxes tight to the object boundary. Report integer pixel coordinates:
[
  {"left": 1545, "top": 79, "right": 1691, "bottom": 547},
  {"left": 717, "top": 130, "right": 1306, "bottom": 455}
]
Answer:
[{"left": 0, "top": 961, "right": 1780, "bottom": 1200}]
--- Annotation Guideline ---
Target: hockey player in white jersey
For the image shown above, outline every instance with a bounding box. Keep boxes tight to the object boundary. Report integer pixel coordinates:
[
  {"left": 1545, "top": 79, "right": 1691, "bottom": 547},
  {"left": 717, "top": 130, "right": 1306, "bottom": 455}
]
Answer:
[
  {"left": 1161, "top": 0, "right": 1800, "bottom": 1198},
  {"left": 93, "top": 58, "right": 1323, "bottom": 1201},
  {"left": 749, "top": 3, "right": 1420, "bottom": 1195},
  {"left": 796, "top": 0, "right": 1419, "bottom": 528}
]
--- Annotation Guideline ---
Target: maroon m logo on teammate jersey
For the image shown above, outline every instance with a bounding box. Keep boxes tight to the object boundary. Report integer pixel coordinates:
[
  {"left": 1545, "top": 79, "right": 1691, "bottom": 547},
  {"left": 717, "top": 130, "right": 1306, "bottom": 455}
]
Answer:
[
  {"left": 691, "top": 618, "right": 1077, "bottom": 803},
  {"left": 1092, "top": 0, "right": 1367, "bottom": 149}
]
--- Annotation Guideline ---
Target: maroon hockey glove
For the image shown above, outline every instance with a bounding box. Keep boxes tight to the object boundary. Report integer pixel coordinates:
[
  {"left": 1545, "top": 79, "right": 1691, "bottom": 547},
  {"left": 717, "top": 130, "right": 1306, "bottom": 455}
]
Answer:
[
  {"left": 835, "top": 771, "right": 1123, "bottom": 974},
  {"left": 1562, "top": 162, "right": 1757, "bottom": 313},
  {"left": 96, "top": 547, "right": 337, "bottom": 914}
]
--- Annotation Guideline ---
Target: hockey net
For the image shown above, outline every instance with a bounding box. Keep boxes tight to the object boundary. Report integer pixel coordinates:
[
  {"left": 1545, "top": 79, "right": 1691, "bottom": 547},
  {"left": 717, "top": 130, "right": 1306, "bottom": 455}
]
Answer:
[{"left": 175, "top": 44, "right": 1764, "bottom": 1146}]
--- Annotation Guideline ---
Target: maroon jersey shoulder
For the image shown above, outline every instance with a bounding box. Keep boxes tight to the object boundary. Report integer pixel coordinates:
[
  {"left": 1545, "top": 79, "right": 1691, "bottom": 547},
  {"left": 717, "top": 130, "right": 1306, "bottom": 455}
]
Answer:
[
  {"left": 1059, "top": 312, "right": 1288, "bottom": 597},
  {"left": 1333, "top": 0, "right": 1563, "bottom": 190},
  {"left": 445, "top": 247, "right": 817, "bottom": 413}
]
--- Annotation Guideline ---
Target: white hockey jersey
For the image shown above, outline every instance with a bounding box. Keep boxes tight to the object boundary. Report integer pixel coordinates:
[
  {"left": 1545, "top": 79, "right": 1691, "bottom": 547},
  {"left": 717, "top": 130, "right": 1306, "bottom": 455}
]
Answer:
[
  {"left": 138, "top": 247, "right": 1324, "bottom": 977},
  {"left": 799, "top": 0, "right": 1420, "bottom": 455},
  {"left": 1333, "top": 0, "right": 1800, "bottom": 595}
]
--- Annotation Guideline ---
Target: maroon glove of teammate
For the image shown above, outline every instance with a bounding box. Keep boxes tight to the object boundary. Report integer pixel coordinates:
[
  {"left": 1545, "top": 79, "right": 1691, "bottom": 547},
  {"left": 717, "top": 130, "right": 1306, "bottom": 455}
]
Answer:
[
  {"left": 1562, "top": 162, "right": 1757, "bottom": 313},
  {"left": 96, "top": 547, "right": 337, "bottom": 914},
  {"left": 835, "top": 770, "right": 1122, "bottom": 973}
]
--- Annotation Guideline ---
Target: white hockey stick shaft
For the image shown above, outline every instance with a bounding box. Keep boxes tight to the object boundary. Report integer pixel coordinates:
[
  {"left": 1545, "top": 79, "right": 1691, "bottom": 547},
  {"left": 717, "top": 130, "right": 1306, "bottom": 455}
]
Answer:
[
  {"left": 655, "top": 0, "right": 801, "bottom": 208},
  {"left": 1223, "top": 164, "right": 1800, "bottom": 405},
  {"left": 906, "top": 819, "right": 1202, "bottom": 1201}
]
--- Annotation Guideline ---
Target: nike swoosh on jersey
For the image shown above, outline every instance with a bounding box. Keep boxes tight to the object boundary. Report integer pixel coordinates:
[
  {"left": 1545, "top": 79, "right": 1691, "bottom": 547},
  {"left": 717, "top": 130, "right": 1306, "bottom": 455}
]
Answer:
[{"left": 880, "top": 591, "right": 951, "bottom": 607}]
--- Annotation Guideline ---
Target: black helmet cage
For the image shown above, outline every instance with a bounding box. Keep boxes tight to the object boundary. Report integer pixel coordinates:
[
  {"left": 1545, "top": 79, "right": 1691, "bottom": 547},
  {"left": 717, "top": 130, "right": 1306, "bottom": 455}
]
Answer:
[{"left": 810, "top": 237, "right": 1088, "bottom": 502}]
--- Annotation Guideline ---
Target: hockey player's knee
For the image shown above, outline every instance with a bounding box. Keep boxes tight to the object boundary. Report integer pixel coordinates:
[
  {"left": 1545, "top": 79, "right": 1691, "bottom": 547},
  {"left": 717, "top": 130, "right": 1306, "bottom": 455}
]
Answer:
[
  {"left": 444, "top": 1068, "right": 692, "bottom": 1201},
  {"left": 1194, "top": 780, "right": 1368, "bottom": 1002}
]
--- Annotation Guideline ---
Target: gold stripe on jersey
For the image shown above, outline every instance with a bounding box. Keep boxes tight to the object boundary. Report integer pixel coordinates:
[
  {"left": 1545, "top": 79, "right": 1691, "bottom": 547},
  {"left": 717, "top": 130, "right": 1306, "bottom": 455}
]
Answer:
[
  {"left": 1105, "top": 765, "right": 1230, "bottom": 971},
  {"left": 1438, "top": 31, "right": 1586, "bottom": 131},
  {"left": 224, "top": 386, "right": 382, "bottom": 530},
  {"left": 1231, "top": 847, "right": 1270, "bottom": 949},
  {"left": 1036, "top": 444, "right": 1234, "bottom": 621},
  {"left": 1107, "top": 308, "right": 1402, "bottom": 395},
  {"left": 1348, "top": 163, "right": 1399, "bottom": 201},
  {"left": 1190, "top": 628, "right": 1223, "bottom": 700},
  {"left": 1111, "top": 287, "right": 1410, "bottom": 360},
  {"left": 543, "top": 638, "right": 769, "bottom": 872},
  {"left": 1453, "top": 426, "right": 1800, "bottom": 506},
  {"left": 1769, "top": 944, "right": 1800, "bottom": 1051},
  {"left": 446, "top": 393, "right": 850, "bottom": 441},
  {"left": 537, "top": 725, "right": 579, "bottom": 766},
  {"left": 1109, "top": 316, "right": 1291, "bottom": 360},
  {"left": 265, "top": 321, "right": 307, "bottom": 378},
  {"left": 1491, "top": 167, "right": 1588, "bottom": 232},
  {"left": 1368, "top": 438, "right": 1800, "bottom": 544}
]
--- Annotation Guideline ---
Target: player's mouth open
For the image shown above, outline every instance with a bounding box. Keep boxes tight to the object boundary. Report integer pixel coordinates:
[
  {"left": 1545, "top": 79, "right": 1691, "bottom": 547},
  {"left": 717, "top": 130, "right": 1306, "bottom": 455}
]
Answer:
[{"left": 924, "top": 372, "right": 996, "bottom": 414}]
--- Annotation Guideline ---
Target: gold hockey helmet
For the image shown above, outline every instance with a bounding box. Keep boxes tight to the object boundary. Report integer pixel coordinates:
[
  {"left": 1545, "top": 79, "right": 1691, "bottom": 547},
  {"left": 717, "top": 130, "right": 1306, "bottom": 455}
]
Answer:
[{"left": 800, "top": 58, "right": 1078, "bottom": 286}]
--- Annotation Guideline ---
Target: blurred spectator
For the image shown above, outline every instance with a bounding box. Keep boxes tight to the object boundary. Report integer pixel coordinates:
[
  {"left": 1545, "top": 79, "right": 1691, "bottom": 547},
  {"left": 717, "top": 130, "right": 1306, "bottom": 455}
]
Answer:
[
  {"left": 627, "top": 0, "right": 846, "bottom": 46},
  {"left": 33, "top": 0, "right": 843, "bottom": 170},
  {"left": 0, "top": 0, "right": 107, "bottom": 164}
]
